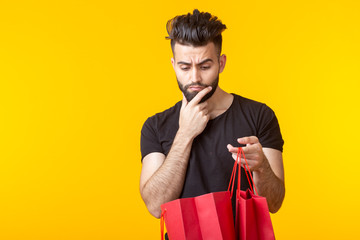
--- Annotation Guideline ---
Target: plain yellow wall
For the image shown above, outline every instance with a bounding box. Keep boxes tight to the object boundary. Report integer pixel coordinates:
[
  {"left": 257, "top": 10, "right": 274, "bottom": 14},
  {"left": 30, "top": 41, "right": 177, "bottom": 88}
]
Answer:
[{"left": 1, "top": 0, "right": 359, "bottom": 239}]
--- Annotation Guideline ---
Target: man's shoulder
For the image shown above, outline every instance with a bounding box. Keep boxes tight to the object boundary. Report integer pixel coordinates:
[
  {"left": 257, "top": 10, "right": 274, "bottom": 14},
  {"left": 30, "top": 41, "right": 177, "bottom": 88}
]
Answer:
[
  {"left": 143, "top": 101, "right": 182, "bottom": 127},
  {"left": 230, "top": 94, "right": 277, "bottom": 124},
  {"left": 232, "top": 94, "right": 270, "bottom": 111},
  {"left": 150, "top": 100, "right": 182, "bottom": 119}
]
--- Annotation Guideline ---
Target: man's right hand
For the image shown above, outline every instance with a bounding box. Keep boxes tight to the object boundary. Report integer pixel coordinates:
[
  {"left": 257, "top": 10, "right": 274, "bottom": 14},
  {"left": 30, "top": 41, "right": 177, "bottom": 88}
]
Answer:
[{"left": 178, "top": 86, "right": 212, "bottom": 139}]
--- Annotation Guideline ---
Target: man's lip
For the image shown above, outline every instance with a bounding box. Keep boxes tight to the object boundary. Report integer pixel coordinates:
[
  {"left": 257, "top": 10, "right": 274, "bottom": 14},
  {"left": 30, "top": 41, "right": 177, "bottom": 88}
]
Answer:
[{"left": 188, "top": 86, "right": 205, "bottom": 91}]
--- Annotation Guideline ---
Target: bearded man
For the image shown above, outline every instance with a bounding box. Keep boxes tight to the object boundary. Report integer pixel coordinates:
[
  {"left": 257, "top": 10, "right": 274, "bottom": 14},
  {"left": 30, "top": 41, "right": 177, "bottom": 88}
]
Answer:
[{"left": 139, "top": 9, "right": 285, "bottom": 224}]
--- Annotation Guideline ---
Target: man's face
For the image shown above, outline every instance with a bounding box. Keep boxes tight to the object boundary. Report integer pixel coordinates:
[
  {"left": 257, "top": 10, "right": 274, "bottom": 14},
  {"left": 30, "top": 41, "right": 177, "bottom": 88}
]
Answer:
[{"left": 171, "top": 42, "right": 226, "bottom": 103}]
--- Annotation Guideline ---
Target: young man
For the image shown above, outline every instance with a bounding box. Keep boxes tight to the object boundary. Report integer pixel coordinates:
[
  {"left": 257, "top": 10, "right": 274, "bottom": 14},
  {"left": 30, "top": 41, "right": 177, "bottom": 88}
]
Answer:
[{"left": 140, "top": 9, "right": 285, "bottom": 220}]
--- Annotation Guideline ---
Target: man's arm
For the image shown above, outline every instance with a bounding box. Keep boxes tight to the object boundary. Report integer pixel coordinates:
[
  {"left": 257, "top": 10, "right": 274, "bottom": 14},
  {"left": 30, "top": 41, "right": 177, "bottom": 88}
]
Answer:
[
  {"left": 140, "top": 132, "right": 193, "bottom": 218},
  {"left": 227, "top": 136, "right": 285, "bottom": 213},
  {"left": 140, "top": 87, "right": 212, "bottom": 218}
]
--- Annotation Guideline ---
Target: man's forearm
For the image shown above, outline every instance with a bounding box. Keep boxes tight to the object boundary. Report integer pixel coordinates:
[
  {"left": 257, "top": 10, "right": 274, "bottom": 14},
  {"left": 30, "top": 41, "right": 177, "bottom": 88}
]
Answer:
[
  {"left": 253, "top": 162, "right": 285, "bottom": 213},
  {"left": 141, "top": 131, "right": 194, "bottom": 218}
]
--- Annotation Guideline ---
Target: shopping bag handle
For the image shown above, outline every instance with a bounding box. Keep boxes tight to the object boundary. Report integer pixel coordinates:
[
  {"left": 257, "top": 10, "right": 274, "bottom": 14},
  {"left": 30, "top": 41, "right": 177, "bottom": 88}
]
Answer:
[
  {"left": 228, "top": 147, "right": 258, "bottom": 198},
  {"left": 239, "top": 147, "right": 258, "bottom": 195},
  {"left": 160, "top": 209, "right": 166, "bottom": 240}
]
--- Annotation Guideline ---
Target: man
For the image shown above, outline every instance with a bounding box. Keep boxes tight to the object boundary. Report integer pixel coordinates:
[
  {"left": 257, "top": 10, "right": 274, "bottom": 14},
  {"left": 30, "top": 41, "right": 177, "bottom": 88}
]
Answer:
[{"left": 140, "top": 9, "right": 285, "bottom": 221}]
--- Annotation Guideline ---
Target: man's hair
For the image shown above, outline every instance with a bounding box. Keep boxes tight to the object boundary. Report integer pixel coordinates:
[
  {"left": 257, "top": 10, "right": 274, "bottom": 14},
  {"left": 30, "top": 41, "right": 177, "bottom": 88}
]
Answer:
[{"left": 166, "top": 9, "right": 227, "bottom": 56}]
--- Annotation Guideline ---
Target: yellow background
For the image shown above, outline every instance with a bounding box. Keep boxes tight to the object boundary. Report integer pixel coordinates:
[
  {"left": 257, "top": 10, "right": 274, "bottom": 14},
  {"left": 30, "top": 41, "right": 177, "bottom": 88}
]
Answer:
[{"left": 1, "top": 0, "right": 359, "bottom": 239}]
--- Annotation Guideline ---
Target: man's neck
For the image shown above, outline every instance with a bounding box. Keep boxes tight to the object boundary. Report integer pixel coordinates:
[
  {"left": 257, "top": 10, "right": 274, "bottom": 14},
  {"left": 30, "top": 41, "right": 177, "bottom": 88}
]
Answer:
[{"left": 206, "top": 87, "right": 234, "bottom": 120}]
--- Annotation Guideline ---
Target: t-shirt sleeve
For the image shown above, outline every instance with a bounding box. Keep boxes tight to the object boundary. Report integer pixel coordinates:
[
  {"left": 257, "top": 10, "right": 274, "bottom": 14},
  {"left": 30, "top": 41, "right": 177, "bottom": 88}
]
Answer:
[
  {"left": 140, "top": 117, "right": 163, "bottom": 161},
  {"left": 257, "top": 105, "right": 284, "bottom": 152}
]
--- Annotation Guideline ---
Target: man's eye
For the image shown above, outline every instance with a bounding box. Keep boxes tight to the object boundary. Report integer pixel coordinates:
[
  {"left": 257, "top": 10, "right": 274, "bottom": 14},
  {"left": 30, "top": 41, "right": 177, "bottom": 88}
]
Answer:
[
  {"left": 181, "top": 67, "right": 190, "bottom": 71},
  {"left": 201, "top": 66, "right": 210, "bottom": 70}
]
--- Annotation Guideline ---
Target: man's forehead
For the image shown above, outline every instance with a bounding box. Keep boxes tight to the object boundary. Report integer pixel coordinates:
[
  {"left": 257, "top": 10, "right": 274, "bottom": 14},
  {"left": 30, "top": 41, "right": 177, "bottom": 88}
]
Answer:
[{"left": 173, "top": 42, "right": 217, "bottom": 62}]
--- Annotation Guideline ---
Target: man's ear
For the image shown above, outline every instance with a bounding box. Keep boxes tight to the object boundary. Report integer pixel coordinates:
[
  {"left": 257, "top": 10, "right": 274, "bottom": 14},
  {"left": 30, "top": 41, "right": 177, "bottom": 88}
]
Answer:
[
  {"left": 219, "top": 54, "right": 227, "bottom": 73},
  {"left": 171, "top": 57, "right": 175, "bottom": 69}
]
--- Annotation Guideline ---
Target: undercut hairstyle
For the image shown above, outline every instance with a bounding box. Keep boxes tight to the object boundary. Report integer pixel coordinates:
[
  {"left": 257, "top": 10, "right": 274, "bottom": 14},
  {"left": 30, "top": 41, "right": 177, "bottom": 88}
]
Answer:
[{"left": 166, "top": 9, "right": 227, "bottom": 56}]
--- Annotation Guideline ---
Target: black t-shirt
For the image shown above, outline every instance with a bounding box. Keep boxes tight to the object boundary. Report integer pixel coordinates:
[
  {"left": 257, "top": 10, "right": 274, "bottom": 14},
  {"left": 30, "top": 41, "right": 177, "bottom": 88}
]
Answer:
[{"left": 141, "top": 94, "right": 284, "bottom": 198}]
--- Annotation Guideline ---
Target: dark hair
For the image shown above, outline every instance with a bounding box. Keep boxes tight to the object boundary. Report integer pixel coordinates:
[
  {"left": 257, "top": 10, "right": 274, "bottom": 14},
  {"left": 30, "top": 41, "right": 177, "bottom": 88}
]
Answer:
[{"left": 166, "top": 9, "right": 227, "bottom": 56}]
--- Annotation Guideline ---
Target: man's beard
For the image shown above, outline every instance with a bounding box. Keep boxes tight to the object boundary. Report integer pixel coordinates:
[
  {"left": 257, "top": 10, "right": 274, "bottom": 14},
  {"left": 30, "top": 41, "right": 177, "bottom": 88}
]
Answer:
[{"left": 177, "top": 76, "right": 219, "bottom": 103}]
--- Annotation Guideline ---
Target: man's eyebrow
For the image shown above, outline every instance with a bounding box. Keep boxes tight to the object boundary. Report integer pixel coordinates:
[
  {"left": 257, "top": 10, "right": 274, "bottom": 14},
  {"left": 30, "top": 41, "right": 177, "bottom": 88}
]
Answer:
[
  {"left": 177, "top": 58, "right": 214, "bottom": 65},
  {"left": 177, "top": 61, "right": 191, "bottom": 65},
  {"left": 197, "top": 59, "right": 213, "bottom": 65}
]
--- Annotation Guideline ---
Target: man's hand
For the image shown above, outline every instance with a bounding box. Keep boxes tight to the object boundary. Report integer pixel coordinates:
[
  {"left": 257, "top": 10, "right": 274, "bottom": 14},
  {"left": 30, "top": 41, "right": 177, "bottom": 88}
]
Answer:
[
  {"left": 227, "top": 136, "right": 270, "bottom": 172},
  {"left": 227, "top": 136, "right": 285, "bottom": 213},
  {"left": 178, "top": 87, "right": 212, "bottom": 139}
]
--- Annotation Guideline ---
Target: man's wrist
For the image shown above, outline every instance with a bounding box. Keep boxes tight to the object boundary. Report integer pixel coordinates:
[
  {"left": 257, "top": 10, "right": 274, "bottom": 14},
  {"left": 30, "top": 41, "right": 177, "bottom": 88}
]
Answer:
[
  {"left": 176, "top": 128, "right": 196, "bottom": 143},
  {"left": 255, "top": 154, "right": 272, "bottom": 174}
]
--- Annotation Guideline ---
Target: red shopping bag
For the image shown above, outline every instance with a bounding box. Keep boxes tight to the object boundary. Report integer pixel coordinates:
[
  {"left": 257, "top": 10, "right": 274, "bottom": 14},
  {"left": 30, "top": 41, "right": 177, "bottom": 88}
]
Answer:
[
  {"left": 231, "top": 148, "right": 275, "bottom": 240},
  {"left": 160, "top": 191, "right": 235, "bottom": 240}
]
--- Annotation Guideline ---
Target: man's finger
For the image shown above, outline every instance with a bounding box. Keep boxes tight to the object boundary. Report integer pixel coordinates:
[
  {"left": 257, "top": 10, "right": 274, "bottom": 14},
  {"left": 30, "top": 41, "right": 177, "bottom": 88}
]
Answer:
[
  {"left": 237, "top": 136, "right": 259, "bottom": 145},
  {"left": 188, "top": 86, "right": 212, "bottom": 106},
  {"left": 227, "top": 144, "right": 238, "bottom": 153},
  {"left": 197, "top": 101, "right": 208, "bottom": 110},
  {"left": 181, "top": 93, "right": 188, "bottom": 110},
  {"left": 202, "top": 109, "right": 209, "bottom": 115},
  {"left": 242, "top": 143, "right": 262, "bottom": 156}
]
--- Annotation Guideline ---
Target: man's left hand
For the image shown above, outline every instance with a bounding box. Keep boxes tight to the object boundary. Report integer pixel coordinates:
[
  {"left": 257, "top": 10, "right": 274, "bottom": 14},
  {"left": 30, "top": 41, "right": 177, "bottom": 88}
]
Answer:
[{"left": 227, "top": 136, "right": 270, "bottom": 172}]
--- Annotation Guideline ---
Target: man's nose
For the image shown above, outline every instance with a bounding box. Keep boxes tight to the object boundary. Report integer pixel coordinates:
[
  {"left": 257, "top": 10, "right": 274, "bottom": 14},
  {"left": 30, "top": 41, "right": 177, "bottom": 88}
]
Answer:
[{"left": 191, "top": 68, "right": 201, "bottom": 83}]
